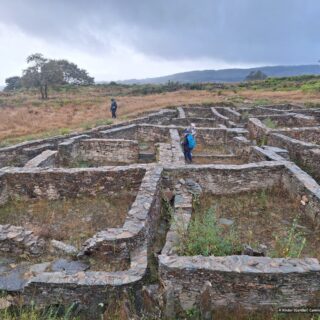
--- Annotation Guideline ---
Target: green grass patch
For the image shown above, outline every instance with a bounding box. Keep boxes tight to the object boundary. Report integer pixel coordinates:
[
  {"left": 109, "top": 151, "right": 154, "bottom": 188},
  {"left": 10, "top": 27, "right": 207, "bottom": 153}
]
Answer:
[
  {"left": 263, "top": 117, "right": 277, "bottom": 129},
  {"left": 176, "top": 207, "right": 240, "bottom": 256}
]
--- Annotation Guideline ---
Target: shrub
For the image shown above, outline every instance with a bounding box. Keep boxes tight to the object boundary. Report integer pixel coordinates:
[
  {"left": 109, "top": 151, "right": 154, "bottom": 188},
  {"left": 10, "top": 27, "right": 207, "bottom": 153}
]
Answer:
[{"left": 301, "top": 82, "right": 320, "bottom": 93}]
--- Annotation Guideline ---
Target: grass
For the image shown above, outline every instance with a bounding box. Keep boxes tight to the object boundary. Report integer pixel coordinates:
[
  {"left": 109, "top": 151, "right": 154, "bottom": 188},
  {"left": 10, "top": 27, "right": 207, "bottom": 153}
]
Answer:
[
  {"left": 1, "top": 76, "right": 320, "bottom": 145},
  {"left": 0, "top": 128, "right": 74, "bottom": 148},
  {"left": 187, "top": 189, "right": 318, "bottom": 259},
  {"left": 0, "top": 303, "right": 79, "bottom": 320},
  {"left": 176, "top": 206, "right": 241, "bottom": 256},
  {"left": 263, "top": 117, "right": 277, "bottom": 129},
  {"left": 271, "top": 218, "right": 307, "bottom": 258},
  {"left": 0, "top": 192, "right": 136, "bottom": 249},
  {"left": 253, "top": 98, "right": 273, "bottom": 106}
]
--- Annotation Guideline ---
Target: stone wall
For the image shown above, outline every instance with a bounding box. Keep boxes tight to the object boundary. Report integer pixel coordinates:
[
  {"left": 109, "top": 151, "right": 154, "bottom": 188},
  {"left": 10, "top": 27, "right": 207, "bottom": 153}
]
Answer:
[
  {"left": 58, "top": 138, "right": 139, "bottom": 167},
  {"left": 257, "top": 104, "right": 303, "bottom": 111},
  {"left": 24, "top": 150, "right": 58, "bottom": 168},
  {"left": 159, "top": 117, "right": 222, "bottom": 128},
  {"left": 0, "top": 109, "right": 176, "bottom": 168},
  {"left": 2, "top": 104, "right": 320, "bottom": 317},
  {"left": 0, "top": 166, "right": 162, "bottom": 317},
  {"left": 21, "top": 167, "right": 163, "bottom": 315},
  {"left": 99, "top": 124, "right": 171, "bottom": 144},
  {"left": 0, "top": 166, "right": 145, "bottom": 202},
  {"left": 78, "top": 139, "right": 139, "bottom": 165},
  {"left": 162, "top": 162, "right": 284, "bottom": 194},
  {"left": 177, "top": 106, "right": 185, "bottom": 118},
  {"left": 247, "top": 118, "right": 271, "bottom": 142},
  {"left": 254, "top": 113, "right": 318, "bottom": 128},
  {"left": 194, "top": 128, "right": 249, "bottom": 147},
  {"left": 280, "top": 127, "right": 320, "bottom": 144},
  {"left": 281, "top": 162, "right": 320, "bottom": 221},
  {"left": 24, "top": 244, "right": 148, "bottom": 317},
  {"left": 268, "top": 133, "right": 320, "bottom": 183},
  {"left": 240, "top": 107, "right": 286, "bottom": 117},
  {"left": 183, "top": 107, "right": 214, "bottom": 118},
  {"left": 159, "top": 162, "right": 320, "bottom": 316},
  {"left": 215, "top": 107, "right": 241, "bottom": 123},
  {"left": 78, "top": 167, "right": 162, "bottom": 257},
  {"left": 169, "top": 129, "right": 185, "bottom": 164},
  {"left": 159, "top": 255, "right": 320, "bottom": 313},
  {"left": 0, "top": 139, "right": 59, "bottom": 168},
  {"left": 0, "top": 224, "right": 46, "bottom": 256}
]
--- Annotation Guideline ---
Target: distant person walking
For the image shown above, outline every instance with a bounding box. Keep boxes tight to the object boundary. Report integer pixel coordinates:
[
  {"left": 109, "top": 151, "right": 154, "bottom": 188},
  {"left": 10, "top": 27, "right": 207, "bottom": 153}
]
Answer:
[
  {"left": 110, "top": 98, "right": 118, "bottom": 119},
  {"left": 182, "top": 128, "right": 196, "bottom": 163}
]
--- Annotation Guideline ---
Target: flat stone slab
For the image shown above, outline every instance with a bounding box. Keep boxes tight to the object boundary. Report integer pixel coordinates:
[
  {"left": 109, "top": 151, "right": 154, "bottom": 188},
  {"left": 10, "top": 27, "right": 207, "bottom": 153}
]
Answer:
[
  {"left": 219, "top": 218, "right": 234, "bottom": 226},
  {"left": 0, "top": 262, "right": 28, "bottom": 292},
  {"left": 50, "top": 259, "right": 89, "bottom": 274}
]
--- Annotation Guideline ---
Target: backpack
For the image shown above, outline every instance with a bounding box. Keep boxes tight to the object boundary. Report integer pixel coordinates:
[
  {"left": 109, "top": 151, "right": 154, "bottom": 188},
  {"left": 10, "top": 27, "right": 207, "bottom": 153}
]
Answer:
[{"left": 186, "top": 134, "right": 196, "bottom": 149}]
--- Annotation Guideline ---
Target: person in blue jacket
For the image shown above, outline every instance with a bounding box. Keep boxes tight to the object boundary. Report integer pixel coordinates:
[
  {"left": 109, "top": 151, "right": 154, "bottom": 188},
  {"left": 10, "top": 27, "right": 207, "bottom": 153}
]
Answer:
[
  {"left": 182, "top": 129, "right": 196, "bottom": 163},
  {"left": 110, "top": 98, "right": 118, "bottom": 118}
]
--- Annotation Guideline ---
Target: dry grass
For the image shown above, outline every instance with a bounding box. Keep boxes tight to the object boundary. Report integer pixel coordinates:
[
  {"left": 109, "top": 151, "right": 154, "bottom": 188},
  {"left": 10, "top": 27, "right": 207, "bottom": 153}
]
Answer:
[{"left": 0, "top": 86, "right": 319, "bottom": 145}]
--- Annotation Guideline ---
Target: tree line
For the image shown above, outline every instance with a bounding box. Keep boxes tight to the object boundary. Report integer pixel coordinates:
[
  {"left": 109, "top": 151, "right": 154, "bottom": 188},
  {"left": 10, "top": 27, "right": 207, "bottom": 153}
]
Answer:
[{"left": 4, "top": 53, "right": 94, "bottom": 99}]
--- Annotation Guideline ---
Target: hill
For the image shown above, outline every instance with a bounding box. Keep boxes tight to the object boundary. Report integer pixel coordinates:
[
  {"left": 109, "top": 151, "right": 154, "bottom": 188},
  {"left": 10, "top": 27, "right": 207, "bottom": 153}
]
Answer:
[
  {"left": 121, "top": 65, "right": 320, "bottom": 84},
  {"left": 1, "top": 75, "right": 320, "bottom": 146}
]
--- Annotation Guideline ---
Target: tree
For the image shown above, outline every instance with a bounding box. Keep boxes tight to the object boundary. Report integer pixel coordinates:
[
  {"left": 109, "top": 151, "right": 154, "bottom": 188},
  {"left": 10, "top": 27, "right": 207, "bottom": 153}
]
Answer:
[
  {"left": 245, "top": 70, "right": 268, "bottom": 81},
  {"left": 20, "top": 53, "right": 94, "bottom": 99},
  {"left": 4, "top": 76, "right": 22, "bottom": 91},
  {"left": 56, "top": 59, "right": 94, "bottom": 85}
]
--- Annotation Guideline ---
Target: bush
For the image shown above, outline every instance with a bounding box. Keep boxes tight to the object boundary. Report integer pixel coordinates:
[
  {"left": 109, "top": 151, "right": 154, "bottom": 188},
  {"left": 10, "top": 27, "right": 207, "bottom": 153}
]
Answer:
[{"left": 301, "top": 82, "right": 320, "bottom": 93}]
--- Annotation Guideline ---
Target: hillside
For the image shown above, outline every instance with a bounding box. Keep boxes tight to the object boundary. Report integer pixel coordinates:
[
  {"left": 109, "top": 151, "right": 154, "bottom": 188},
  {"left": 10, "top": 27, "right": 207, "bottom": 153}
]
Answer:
[
  {"left": 122, "top": 65, "right": 320, "bottom": 84},
  {"left": 1, "top": 75, "right": 320, "bottom": 147}
]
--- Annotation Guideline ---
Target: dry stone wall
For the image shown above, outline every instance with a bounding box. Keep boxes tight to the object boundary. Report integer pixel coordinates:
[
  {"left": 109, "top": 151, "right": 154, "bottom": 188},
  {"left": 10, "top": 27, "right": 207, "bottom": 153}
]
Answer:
[
  {"left": 0, "top": 104, "right": 320, "bottom": 317},
  {"left": 159, "top": 162, "right": 320, "bottom": 316}
]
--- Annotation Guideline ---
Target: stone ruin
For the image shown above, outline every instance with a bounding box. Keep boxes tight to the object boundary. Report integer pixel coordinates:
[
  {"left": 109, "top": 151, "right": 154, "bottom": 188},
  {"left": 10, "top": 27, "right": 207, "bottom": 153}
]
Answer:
[{"left": 0, "top": 104, "right": 320, "bottom": 318}]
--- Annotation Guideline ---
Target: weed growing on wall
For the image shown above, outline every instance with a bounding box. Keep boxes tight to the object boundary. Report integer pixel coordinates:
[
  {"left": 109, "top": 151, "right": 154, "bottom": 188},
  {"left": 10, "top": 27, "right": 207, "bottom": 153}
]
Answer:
[{"left": 263, "top": 117, "right": 277, "bottom": 129}]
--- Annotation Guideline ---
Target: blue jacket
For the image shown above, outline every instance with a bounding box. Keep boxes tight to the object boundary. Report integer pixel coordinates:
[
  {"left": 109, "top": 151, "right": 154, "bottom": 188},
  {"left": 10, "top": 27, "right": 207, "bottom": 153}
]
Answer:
[{"left": 111, "top": 101, "right": 117, "bottom": 111}]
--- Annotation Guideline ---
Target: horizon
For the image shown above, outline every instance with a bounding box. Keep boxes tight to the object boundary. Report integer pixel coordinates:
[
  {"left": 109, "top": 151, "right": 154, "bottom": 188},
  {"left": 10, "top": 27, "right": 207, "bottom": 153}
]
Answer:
[
  {"left": 1, "top": 0, "right": 320, "bottom": 86},
  {"left": 1, "top": 63, "right": 320, "bottom": 88}
]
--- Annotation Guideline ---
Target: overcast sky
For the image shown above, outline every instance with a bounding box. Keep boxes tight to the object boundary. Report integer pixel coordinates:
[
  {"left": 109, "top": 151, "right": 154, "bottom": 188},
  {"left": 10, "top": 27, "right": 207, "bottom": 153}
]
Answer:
[{"left": 0, "top": 0, "right": 319, "bottom": 85}]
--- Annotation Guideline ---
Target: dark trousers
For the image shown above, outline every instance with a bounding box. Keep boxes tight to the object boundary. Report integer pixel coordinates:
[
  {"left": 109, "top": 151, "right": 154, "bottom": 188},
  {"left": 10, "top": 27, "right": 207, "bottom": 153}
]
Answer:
[
  {"left": 111, "top": 109, "right": 117, "bottom": 118},
  {"left": 183, "top": 145, "right": 192, "bottom": 163}
]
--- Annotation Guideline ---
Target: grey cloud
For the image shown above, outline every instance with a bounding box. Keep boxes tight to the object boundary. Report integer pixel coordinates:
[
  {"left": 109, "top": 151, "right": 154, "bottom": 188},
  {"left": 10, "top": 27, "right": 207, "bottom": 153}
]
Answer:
[{"left": 0, "top": 0, "right": 319, "bottom": 65}]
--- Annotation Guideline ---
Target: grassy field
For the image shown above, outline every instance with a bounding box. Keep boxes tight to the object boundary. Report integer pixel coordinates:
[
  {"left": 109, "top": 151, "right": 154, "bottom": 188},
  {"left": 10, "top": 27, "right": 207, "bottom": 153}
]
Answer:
[{"left": 1, "top": 77, "right": 320, "bottom": 146}]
